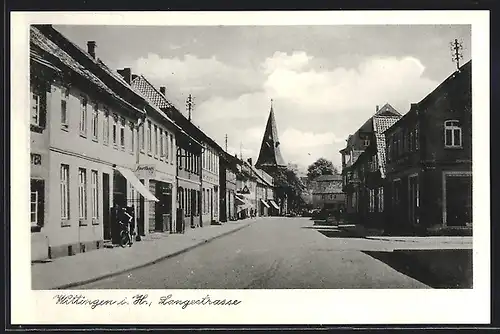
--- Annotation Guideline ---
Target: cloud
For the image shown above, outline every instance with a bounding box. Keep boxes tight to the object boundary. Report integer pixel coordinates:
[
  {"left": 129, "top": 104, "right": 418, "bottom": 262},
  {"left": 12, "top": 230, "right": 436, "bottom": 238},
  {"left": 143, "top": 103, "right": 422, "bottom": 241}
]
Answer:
[{"left": 126, "top": 50, "right": 439, "bottom": 171}]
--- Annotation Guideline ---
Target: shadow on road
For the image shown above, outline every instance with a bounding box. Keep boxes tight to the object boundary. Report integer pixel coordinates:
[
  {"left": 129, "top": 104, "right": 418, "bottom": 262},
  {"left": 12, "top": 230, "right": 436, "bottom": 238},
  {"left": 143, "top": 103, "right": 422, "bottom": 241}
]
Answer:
[
  {"left": 363, "top": 249, "right": 473, "bottom": 289},
  {"left": 315, "top": 229, "right": 367, "bottom": 239}
]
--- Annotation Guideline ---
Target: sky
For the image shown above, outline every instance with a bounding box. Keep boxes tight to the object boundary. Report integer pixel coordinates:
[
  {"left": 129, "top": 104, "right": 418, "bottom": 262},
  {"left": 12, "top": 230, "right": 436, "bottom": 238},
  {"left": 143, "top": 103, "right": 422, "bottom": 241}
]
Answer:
[{"left": 54, "top": 24, "right": 471, "bottom": 172}]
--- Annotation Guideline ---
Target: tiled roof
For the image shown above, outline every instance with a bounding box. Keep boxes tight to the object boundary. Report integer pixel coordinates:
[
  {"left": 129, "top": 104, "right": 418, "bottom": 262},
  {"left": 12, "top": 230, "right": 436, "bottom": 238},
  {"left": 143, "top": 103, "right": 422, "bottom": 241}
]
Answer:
[
  {"left": 373, "top": 115, "right": 401, "bottom": 178},
  {"left": 30, "top": 49, "right": 61, "bottom": 72},
  {"left": 131, "top": 75, "right": 173, "bottom": 110},
  {"left": 30, "top": 27, "right": 143, "bottom": 115}
]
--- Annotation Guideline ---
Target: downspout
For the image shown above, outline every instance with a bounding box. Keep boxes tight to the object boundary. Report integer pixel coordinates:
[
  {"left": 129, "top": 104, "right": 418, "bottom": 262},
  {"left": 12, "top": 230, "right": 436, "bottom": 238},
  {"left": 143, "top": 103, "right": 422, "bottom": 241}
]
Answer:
[{"left": 134, "top": 109, "right": 147, "bottom": 240}]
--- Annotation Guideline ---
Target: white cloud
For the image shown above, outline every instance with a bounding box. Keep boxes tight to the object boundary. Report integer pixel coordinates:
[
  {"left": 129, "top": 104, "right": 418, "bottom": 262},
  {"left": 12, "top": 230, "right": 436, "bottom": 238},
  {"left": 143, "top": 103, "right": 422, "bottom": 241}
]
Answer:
[{"left": 127, "top": 50, "right": 439, "bottom": 171}]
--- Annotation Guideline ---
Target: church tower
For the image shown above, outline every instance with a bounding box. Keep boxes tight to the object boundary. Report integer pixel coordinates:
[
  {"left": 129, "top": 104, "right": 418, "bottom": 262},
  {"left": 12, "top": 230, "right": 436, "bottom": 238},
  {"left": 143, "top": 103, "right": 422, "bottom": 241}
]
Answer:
[{"left": 255, "top": 100, "right": 286, "bottom": 169}]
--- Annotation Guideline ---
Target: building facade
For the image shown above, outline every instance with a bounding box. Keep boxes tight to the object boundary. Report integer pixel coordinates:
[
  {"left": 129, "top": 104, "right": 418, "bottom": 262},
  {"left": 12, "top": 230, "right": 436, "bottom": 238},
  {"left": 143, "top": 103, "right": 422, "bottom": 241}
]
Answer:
[
  {"left": 384, "top": 60, "right": 472, "bottom": 234},
  {"left": 131, "top": 75, "right": 203, "bottom": 230},
  {"left": 310, "top": 174, "right": 346, "bottom": 211},
  {"left": 30, "top": 25, "right": 160, "bottom": 261},
  {"left": 219, "top": 151, "right": 238, "bottom": 222}
]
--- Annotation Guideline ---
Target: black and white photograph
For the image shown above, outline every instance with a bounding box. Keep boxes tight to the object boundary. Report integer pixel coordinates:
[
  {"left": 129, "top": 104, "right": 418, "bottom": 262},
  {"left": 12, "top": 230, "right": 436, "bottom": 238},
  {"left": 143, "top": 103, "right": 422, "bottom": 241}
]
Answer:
[{"left": 11, "top": 11, "right": 490, "bottom": 325}]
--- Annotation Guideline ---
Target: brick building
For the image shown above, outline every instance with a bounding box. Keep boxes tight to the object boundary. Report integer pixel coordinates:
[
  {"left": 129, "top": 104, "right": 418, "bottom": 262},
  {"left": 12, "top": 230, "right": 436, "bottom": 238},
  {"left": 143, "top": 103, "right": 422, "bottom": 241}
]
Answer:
[{"left": 384, "top": 60, "right": 472, "bottom": 235}]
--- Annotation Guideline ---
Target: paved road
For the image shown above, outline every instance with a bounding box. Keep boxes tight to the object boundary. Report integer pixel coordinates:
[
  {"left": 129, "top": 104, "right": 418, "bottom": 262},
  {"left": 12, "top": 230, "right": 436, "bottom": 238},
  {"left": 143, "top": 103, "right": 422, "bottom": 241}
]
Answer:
[{"left": 77, "top": 217, "right": 429, "bottom": 289}]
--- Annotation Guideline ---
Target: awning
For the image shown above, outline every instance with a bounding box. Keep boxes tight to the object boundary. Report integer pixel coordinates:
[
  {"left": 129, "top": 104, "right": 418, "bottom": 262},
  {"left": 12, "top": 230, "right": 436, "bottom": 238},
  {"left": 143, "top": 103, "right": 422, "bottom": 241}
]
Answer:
[
  {"left": 235, "top": 195, "right": 246, "bottom": 204},
  {"left": 237, "top": 203, "right": 253, "bottom": 213},
  {"left": 261, "top": 199, "right": 270, "bottom": 208},
  {"left": 114, "top": 166, "right": 159, "bottom": 202},
  {"left": 269, "top": 200, "right": 279, "bottom": 210}
]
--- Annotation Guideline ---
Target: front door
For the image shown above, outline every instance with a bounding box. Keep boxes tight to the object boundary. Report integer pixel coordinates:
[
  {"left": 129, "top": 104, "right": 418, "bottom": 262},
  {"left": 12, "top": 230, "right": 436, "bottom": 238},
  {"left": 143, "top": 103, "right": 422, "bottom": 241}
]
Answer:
[
  {"left": 446, "top": 175, "right": 472, "bottom": 226},
  {"left": 408, "top": 175, "right": 420, "bottom": 225},
  {"left": 102, "top": 173, "right": 111, "bottom": 240}
]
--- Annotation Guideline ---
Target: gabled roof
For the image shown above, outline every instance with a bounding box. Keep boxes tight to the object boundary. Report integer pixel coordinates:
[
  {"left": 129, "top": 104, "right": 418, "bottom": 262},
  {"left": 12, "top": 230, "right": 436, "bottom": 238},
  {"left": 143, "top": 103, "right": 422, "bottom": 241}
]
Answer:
[
  {"left": 373, "top": 115, "right": 401, "bottom": 178},
  {"left": 256, "top": 103, "right": 286, "bottom": 168},
  {"left": 131, "top": 75, "right": 173, "bottom": 110},
  {"left": 30, "top": 26, "right": 144, "bottom": 116},
  {"left": 247, "top": 162, "right": 274, "bottom": 187}
]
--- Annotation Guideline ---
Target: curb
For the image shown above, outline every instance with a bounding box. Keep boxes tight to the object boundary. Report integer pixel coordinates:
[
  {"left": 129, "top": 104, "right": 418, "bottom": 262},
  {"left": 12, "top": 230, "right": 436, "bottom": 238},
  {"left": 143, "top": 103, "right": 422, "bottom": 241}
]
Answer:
[{"left": 54, "top": 221, "right": 253, "bottom": 290}]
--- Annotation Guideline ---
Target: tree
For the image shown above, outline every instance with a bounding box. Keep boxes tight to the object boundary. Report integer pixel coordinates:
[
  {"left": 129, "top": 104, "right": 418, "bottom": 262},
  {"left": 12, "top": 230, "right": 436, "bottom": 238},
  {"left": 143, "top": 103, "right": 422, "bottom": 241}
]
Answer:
[
  {"left": 271, "top": 166, "right": 307, "bottom": 212},
  {"left": 307, "top": 158, "right": 339, "bottom": 181}
]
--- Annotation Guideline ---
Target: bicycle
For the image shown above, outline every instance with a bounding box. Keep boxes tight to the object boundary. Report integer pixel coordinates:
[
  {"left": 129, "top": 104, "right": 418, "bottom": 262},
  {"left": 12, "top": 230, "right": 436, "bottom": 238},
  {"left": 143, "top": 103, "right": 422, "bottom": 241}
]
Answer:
[{"left": 118, "top": 220, "right": 133, "bottom": 248}]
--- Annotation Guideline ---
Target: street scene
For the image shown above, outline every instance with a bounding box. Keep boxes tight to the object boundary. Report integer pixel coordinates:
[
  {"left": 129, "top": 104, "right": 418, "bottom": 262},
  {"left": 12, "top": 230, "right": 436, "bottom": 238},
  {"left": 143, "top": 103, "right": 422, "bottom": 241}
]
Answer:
[{"left": 29, "top": 24, "right": 472, "bottom": 290}]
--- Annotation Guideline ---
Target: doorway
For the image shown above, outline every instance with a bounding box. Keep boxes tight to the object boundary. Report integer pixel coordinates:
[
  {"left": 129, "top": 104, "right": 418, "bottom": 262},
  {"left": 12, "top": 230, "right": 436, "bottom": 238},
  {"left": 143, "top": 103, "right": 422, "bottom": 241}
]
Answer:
[
  {"left": 102, "top": 173, "right": 111, "bottom": 240},
  {"left": 408, "top": 174, "right": 420, "bottom": 225},
  {"left": 445, "top": 175, "right": 472, "bottom": 226}
]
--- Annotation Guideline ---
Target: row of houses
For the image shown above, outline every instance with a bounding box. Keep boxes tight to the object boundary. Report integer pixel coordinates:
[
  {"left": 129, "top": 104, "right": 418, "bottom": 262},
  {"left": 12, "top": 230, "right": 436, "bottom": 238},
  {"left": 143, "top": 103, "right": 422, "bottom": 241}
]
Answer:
[
  {"left": 30, "top": 25, "right": 283, "bottom": 262},
  {"left": 339, "top": 60, "right": 472, "bottom": 235}
]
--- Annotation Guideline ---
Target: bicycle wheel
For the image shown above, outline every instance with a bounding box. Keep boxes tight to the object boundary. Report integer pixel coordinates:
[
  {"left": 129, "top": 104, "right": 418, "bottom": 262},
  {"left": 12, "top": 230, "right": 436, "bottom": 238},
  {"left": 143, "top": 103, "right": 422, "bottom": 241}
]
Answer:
[{"left": 119, "top": 231, "right": 130, "bottom": 248}]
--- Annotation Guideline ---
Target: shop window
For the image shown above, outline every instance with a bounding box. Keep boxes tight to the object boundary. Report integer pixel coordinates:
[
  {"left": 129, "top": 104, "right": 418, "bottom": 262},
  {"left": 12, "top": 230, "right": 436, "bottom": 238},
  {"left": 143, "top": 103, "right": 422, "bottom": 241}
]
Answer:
[
  {"left": 444, "top": 120, "right": 462, "bottom": 148},
  {"left": 60, "top": 164, "right": 70, "bottom": 224}
]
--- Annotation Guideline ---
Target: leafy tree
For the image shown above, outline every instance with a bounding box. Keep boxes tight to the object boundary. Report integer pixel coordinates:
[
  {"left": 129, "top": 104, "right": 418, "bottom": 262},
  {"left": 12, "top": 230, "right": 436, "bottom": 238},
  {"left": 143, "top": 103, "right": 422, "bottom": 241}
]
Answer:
[
  {"left": 271, "top": 167, "right": 307, "bottom": 212},
  {"left": 307, "top": 158, "right": 339, "bottom": 180}
]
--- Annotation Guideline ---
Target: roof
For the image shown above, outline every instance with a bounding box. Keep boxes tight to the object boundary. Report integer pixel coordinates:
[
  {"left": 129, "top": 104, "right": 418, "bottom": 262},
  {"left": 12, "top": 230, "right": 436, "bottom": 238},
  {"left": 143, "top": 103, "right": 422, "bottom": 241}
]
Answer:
[
  {"left": 373, "top": 115, "right": 402, "bottom": 177},
  {"left": 311, "top": 178, "right": 343, "bottom": 194},
  {"left": 313, "top": 174, "right": 342, "bottom": 182},
  {"left": 247, "top": 162, "right": 274, "bottom": 187},
  {"left": 30, "top": 49, "right": 61, "bottom": 72},
  {"left": 255, "top": 104, "right": 286, "bottom": 168},
  {"left": 30, "top": 26, "right": 144, "bottom": 116}
]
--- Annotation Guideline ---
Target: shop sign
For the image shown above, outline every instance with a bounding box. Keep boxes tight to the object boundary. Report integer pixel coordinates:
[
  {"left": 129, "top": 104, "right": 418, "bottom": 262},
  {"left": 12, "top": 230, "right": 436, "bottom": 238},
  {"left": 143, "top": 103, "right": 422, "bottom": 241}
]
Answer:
[{"left": 135, "top": 164, "right": 156, "bottom": 179}]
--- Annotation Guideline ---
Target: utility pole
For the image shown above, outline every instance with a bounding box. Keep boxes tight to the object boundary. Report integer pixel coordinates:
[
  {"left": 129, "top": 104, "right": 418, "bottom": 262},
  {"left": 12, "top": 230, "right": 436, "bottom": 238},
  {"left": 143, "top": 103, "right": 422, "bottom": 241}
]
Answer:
[
  {"left": 186, "top": 94, "right": 194, "bottom": 121},
  {"left": 225, "top": 134, "right": 228, "bottom": 152},
  {"left": 450, "top": 38, "right": 464, "bottom": 72},
  {"left": 240, "top": 142, "right": 243, "bottom": 160}
]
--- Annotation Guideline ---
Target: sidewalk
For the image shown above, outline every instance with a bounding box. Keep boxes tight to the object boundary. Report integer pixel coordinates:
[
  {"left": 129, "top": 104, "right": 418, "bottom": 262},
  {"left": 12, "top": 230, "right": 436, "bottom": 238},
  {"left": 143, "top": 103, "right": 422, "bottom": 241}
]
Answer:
[{"left": 32, "top": 219, "right": 255, "bottom": 290}]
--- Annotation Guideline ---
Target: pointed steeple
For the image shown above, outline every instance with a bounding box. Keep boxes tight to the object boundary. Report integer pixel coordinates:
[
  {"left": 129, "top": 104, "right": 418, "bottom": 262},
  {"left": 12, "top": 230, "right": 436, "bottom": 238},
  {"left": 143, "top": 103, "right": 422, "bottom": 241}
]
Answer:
[{"left": 256, "top": 100, "right": 286, "bottom": 168}]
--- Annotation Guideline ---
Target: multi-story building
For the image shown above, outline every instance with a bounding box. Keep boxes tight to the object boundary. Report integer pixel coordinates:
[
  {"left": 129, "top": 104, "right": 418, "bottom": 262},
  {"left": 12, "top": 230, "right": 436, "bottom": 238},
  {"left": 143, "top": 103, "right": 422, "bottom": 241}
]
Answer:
[
  {"left": 30, "top": 25, "right": 160, "bottom": 261},
  {"left": 339, "top": 103, "right": 402, "bottom": 225},
  {"left": 130, "top": 76, "right": 203, "bottom": 230},
  {"left": 310, "top": 174, "right": 345, "bottom": 211},
  {"left": 235, "top": 159, "right": 258, "bottom": 219},
  {"left": 219, "top": 151, "right": 238, "bottom": 222},
  {"left": 248, "top": 160, "right": 277, "bottom": 216},
  {"left": 384, "top": 60, "right": 472, "bottom": 235}
]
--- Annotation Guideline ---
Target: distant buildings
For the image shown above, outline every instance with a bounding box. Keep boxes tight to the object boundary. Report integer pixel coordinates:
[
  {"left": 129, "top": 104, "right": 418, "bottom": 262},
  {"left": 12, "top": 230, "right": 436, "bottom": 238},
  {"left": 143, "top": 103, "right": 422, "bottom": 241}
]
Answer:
[{"left": 310, "top": 174, "right": 345, "bottom": 211}]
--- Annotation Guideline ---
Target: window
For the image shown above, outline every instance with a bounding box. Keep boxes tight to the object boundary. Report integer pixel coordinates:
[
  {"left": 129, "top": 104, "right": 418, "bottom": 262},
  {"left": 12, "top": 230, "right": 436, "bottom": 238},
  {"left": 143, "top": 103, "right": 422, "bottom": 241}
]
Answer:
[
  {"left": 31, "top": 89, "right": 41, "bottom": 126},
  {"left": 409, "top": 131, "right": 414, "bottom": 152},
  {"left": 78, "top": 168, "right": 87, "bottom": 221},
  {"left": 378, "top": 187, "right": 384, "bottom": 212},
  {"left": 363, "top": 139, "right": 370, "bottom": 147},
  {"left": 147, "top": 121, "right": 152, "bottom": 154},
  {"left": 160, "top": 129, "right": 164, "bottom": 159},
  {"left": 60, "top": 164, "right": 70, "bottom": 221},
  {"left": 170, "top": 135, "right": 174, "bottom": 164},
  {"left": 165, "top": 131, "right": 170, "bottom": 161},
  {"left": 80, "top": 96, "right": 88, "bottom": 136},
  {"left": 103, "top": 110, "right": 110, "bottom": 145},
  {"left": 140, "top": 124, "right": 145, "bottom": 152},
  {"left": 91, "top": 170, "right": 99, "bottom": 222},
  {"left": 112, "top": 114, "right": 118, "bottom": 147},
  {"left": 415, "top": 124, "right": 420, "bottom": 150},
  {"left": 154, "top": 125, "right": 158, "bottom": 157},
  {"left": 30, "top": 191, "right": 38, "bottom": 227},
  {"left": 60, "top": 87, "right": 69, "bottom": 129},
  {"left": 91, "top": 102, "right": 98, "bottom": 141},
  {"left": 444, "top": 120, "right": 462, "bottom": 148},
  {"left": 130, "top": 123, "right": 135, "bottom": 153},
  {"left": 120, "top": 117, "right": 125, "bottom": 149}
]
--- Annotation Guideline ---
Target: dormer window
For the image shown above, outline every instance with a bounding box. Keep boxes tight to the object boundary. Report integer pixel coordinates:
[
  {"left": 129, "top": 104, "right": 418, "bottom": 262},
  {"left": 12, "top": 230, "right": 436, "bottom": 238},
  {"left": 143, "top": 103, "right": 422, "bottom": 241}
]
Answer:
[{"left": 363, "top": 139, "right": 370, "bottom": 147}]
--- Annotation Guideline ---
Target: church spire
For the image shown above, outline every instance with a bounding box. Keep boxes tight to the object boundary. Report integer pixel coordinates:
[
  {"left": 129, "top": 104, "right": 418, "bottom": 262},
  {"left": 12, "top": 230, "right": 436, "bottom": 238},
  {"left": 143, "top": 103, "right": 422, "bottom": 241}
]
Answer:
[{"left": 255, "top": 99, "right": 286, "bottom": 168}]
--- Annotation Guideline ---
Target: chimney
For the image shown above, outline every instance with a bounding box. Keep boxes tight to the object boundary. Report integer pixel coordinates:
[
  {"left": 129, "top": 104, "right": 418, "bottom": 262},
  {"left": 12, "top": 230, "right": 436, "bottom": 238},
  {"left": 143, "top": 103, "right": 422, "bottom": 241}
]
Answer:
[
  {"left": 376, "top": 105, "right": 379, "bottom": 112},
  {"left": 87, "top": 41, "right": 96, "bottom": 58},
  {"left": 117, "top": 68, "right": 132, "bottom": 84},
  {"left": 247, "top": 158, "right": 253, "bottom": 165},
  {"left": 160, "top": 86, "right": 166, "bottom": 95}
]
